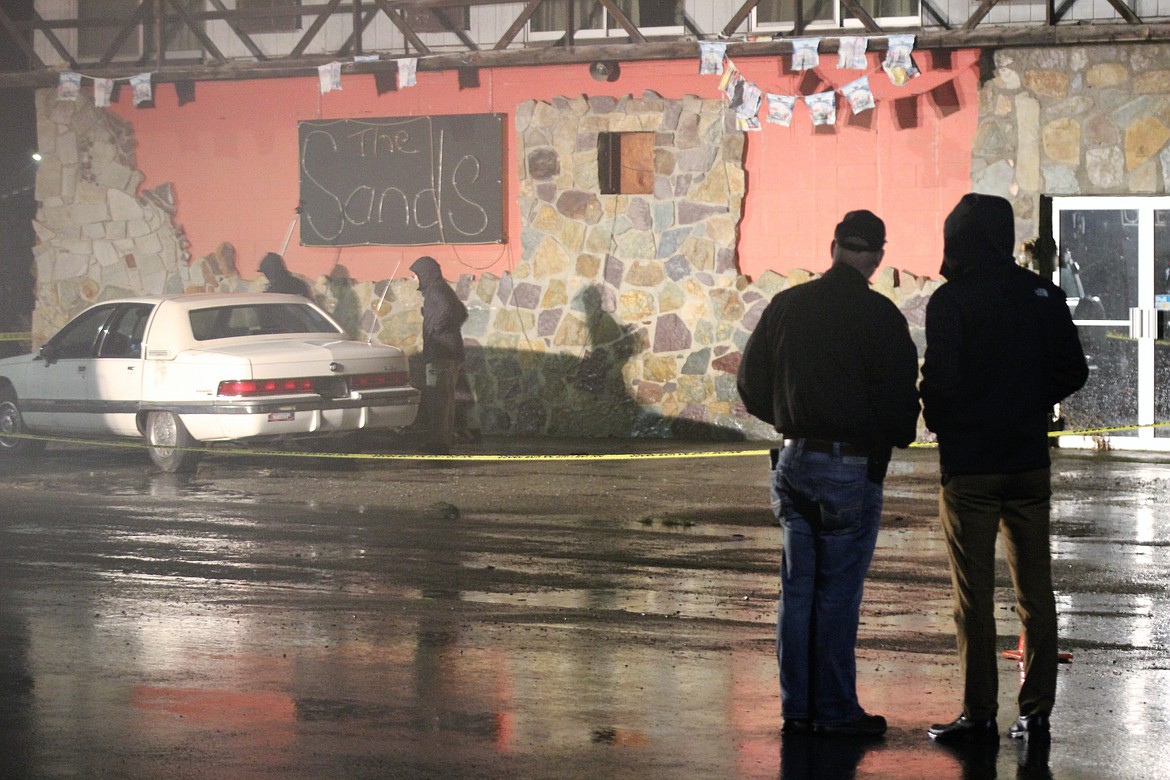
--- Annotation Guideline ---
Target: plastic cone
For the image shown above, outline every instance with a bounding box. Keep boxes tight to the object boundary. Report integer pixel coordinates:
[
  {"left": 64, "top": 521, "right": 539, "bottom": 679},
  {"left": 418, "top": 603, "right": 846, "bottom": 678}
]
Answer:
[{"left": 1002, "top": 632, "right": 1073, "bottom": 663}]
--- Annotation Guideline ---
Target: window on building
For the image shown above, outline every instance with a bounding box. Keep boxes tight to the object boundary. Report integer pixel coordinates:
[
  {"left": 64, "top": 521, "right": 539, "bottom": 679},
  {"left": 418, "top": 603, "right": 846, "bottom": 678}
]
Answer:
[
  {"left": 530, "top": 0, "right": 682, "bottom": 38},
  {"left": 236, "top": 0, "right": 302, "bottom": 34},
  {"left": 598, "top": 132, "right": 655, "bottom": 195},
  {"left": 845, "top": 0, "right": 919, "bottom": 25},
  {"left": 79, "top": 0, "right": 141, "bottom": 61},
  {"left": 149, "top": 0, "right": 205, "bottom": 58},
  {"left": 78, "top": 0, "right": 208, "bottom": 61},
  {"left": 402, "top": 6, "right": 471, "bottom": 34},
  {"left": 753, "top": 0, "right": 919, "bottom": 29}
]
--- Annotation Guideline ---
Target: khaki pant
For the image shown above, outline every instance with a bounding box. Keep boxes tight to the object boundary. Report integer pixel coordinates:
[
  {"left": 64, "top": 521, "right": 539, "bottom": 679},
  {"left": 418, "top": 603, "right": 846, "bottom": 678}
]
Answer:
[{"left": 939, "top": 468, "right": 1057, "bottom": 720}]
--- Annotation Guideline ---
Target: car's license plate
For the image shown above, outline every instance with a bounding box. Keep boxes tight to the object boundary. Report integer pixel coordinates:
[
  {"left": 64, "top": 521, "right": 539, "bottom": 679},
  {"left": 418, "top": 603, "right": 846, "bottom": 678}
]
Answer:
[{"left": 268, "top": 411, "right": 295, "bottom": 422}]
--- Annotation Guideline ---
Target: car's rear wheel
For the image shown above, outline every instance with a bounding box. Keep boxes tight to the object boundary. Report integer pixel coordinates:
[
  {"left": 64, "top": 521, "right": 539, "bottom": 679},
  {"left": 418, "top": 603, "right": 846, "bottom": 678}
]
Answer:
[
  {"left": 145, "top": 410, "right": 201, "bottom": 473},
  {"left": 0, "top": 395, "right": 47, "bottom": 458}
]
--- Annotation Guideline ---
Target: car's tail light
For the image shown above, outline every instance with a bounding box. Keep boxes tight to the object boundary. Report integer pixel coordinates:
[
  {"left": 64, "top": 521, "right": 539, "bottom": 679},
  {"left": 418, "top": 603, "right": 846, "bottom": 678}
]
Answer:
[
  {"left": 217, "top": 371, "right": 410, "bottom": 397},
  {"left": 218, "top": 378, "right": 317, "bottom": 397},
  {"left": 349, "top": 371, "right": 410, "bottom": 389}
]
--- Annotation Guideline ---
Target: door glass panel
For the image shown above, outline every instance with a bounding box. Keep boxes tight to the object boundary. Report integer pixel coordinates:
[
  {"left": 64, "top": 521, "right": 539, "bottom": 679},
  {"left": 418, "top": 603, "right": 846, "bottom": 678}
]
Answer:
[
  {"left": 1058, "top": 209, "right": 1139, "bottom": 437},
  {"left": 1156, "top": 211, "right": 1170, "bottom": 437}
]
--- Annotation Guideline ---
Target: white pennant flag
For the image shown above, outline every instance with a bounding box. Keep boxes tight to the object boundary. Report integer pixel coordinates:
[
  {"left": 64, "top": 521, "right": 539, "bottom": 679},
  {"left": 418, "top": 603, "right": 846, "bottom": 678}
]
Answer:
[
  {"left": 131, "top": 72, "right": 153, "bottom": 105},
  {"left": 93, "top": 78, "right": 114, "bottom": 107},
  {"left": 318, "top": 62, "right": 342, "bottom": 94},
  {"left": 397, "top": 58, "right": 418, "bottom": 88},
  {"left": 58, "top": 71, "right": 81, "bottom": 101}
]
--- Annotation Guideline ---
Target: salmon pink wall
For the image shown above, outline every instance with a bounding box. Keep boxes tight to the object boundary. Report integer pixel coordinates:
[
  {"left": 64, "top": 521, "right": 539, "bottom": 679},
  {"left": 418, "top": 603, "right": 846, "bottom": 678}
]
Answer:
[{"left": 110, "top": 51, "right": 980, "bottom": 285}]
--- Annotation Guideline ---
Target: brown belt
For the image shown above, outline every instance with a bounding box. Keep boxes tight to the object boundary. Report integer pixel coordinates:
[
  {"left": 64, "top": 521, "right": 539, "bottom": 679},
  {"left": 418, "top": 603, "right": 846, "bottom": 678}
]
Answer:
[{"left": 782, "top": 438, "right": 869, "bottom": 457}]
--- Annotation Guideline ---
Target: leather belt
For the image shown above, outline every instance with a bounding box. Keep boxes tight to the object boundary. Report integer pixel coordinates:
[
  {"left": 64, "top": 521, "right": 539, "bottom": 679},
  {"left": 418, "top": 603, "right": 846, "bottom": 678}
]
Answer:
[{"left": 782, "top": 438, "right": 869, "bottom": 457}]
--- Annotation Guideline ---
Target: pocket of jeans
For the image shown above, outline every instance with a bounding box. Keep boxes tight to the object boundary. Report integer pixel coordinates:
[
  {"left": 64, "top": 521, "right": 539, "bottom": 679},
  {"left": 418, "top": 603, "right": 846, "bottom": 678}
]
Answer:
[{"left": 809, "top": 472, "right": 869, "bottom": 533}]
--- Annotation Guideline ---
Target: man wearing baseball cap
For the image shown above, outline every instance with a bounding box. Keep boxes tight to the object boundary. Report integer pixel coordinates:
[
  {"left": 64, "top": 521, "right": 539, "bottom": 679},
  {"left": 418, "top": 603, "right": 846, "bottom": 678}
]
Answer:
[{"left": 738, "top": 209, "right": 921, "bottom": 738}]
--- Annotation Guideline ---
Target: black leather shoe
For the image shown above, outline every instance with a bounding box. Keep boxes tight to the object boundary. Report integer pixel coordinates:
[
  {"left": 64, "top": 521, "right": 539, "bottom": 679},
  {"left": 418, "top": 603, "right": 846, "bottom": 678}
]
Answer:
[
  {"left": 1009, "top": 713, "right": 1051, "bottom": 740},
  {"left": 927, "top": 715, "right": 999, "bottom": 743},
  {"left": 814, "top": 712, "right": 887, "bottom": 737},
  {"left": 781, "top": 717, "right": 811, "bottom": 735}
]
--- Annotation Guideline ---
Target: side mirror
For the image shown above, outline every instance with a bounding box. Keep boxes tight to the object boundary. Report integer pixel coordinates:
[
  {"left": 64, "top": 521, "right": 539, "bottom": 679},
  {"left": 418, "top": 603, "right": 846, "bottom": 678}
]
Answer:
[{"left": 38, "top": 344, "right": 57, "bottom": 364}]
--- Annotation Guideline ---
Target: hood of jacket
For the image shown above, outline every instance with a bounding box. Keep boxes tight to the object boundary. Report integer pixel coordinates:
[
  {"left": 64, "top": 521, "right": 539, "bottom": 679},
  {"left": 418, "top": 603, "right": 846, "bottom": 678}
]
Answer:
[
  {"left": 410, "top": 255, "right": 443, "bottom": 289},
  {"left": 259, "top": 252, "right": 288, "bottom": 277},
  {"left": 941, "top": 193, "right": 1016, "bottom": 280}
]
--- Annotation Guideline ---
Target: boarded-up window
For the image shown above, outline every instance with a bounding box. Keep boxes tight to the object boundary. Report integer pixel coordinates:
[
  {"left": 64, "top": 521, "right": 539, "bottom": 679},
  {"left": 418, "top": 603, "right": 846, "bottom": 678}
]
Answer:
[
  {"left": 598, "top": 132, "right": 654, "bottom": 195},
  {"left": 237, "top": 0, "right": 302, "bottom": 34}
]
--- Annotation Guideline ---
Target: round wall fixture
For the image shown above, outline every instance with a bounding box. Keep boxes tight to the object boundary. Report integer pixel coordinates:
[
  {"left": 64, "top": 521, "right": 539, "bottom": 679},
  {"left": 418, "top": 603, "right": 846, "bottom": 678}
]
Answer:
[{"left": 589, "top": 61, "right": 621, "bottom": 82}]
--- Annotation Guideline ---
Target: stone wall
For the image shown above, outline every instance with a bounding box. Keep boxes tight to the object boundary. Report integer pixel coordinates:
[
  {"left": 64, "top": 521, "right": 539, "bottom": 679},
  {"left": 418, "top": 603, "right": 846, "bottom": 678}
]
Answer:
[
  {"left": 974, "top": 44, "right": 1170, "bottom": 238},
  {"left": 31, "top": 87, "right": 939, "bottom": 442}
]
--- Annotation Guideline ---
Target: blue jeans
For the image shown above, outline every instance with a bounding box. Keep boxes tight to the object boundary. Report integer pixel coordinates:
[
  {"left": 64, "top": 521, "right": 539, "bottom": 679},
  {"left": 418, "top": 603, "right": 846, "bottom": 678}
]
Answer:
[{"left": 770, "top": 441, "right": 883, "bottom": 725}]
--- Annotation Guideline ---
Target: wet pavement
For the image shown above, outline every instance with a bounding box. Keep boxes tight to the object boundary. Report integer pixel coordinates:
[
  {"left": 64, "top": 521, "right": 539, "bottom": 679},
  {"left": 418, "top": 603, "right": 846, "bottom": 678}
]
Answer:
[{"left": 0, "top": 437, "right": 1167, "bottom": 779}]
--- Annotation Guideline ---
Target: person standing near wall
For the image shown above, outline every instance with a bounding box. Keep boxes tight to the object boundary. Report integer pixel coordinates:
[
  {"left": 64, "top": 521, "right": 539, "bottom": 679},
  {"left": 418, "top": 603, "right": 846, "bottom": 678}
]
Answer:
[
  {"left": 921, "top": 194, "right": 1088, "bottom": 745},
  {"left": 259, "top": 252, "right": 312, "bottom": 299},
  {"left": 410, "top": 255, "right": 468, "bottom": 455},
  {"left": 737, "top": 210, "right": 921, "bottom": 738}
]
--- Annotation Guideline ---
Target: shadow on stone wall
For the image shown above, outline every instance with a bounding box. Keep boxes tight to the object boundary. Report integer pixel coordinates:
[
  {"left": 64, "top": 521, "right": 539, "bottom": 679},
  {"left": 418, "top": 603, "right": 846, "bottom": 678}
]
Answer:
[{"left": 411, "top": 284, "right": 747, "bottom": 442}]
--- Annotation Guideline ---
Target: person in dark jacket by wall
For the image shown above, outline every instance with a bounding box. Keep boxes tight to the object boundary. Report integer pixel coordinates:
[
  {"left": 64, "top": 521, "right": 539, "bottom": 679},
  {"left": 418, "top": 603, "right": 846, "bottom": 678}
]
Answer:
[
  {"left": 922, "top": 194, "right": 1088, "bottom": 746},
  {"left": 737, "top": 210, "right": 920, "bottom": 738},
  {"left": 410, "top": 255, "right": 468, "bottom": 454},
  {"left": 259, "top": 252, "right": 312, "bottom": 298}
]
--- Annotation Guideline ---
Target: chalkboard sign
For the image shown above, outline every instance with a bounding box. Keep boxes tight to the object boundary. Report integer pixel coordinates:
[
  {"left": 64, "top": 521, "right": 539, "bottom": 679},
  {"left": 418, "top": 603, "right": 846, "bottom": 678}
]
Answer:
[{"left": 298, "top": 113, "right": 505, "bottom": 246}]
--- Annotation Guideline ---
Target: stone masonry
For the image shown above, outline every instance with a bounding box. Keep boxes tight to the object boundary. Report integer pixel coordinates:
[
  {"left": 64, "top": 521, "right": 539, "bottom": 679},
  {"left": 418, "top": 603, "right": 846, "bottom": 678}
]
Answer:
[
  {"left": 30, "top": 87, "right": 943, "bottom": 441},
  {"left": 974, "top": 44, "right": 1170, "bottom": 238}
]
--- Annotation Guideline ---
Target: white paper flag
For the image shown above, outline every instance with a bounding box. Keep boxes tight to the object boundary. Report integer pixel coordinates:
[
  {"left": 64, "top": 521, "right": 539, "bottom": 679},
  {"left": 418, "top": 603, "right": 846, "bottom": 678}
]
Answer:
[
  {"left": 699, "top": 42, "right": 727, "bottom": 75},
  {"left": 737, "top": 115, "right": 762, "bottom": 132},
  {"left": 791, "top": 38, "right": 821, "bottom": 71},
  {"left": 837, "top": 37, "right": 868, "bottom": 70},
  {"left": 765, "top": 94, "right": 797, "bottom": 127},
  {"left": 883, "top": 34, "right": 920, "bottom": 86},
  {"left": 804, "top": 91, "right": 837, "bottom": 126},
  {"left": 397, "top": 58, "right": 418, "bottom": 88},
  {"left": 58, "top": 71, "right": 81, "bottom": 101},
  {"left": 841, "top": 76, "right": 875, "bottom": 114},
  {"left": 737, "top": 81, "right": 763, "bottom": 121},
  {"left": 318, "top": 62, "right": 342, "bottom": 94},
  {"left": 131, "top": 72, "right": 153, "bottom": 105},
  {"left": 93, "top": 78, "right": 114, "bottom": 107}
]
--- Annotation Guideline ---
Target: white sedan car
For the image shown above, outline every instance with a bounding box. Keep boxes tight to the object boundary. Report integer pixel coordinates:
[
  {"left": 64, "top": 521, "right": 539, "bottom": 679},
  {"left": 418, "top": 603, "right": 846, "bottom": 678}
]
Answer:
[{"left": 0, "top": 293, "right": 420, "bottom": 472}]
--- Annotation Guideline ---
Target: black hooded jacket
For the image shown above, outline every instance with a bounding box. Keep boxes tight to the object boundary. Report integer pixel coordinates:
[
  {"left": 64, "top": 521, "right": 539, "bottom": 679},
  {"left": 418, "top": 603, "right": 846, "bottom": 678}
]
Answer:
[
  {"left": 259, "top": 252, "right": 312, "bottom": 298},
  {"left": 410, "top": 256, "right": 468, "bottom": 362},
  {"left": 920, "top": 194, "right": 1089, "bottom": 475}
]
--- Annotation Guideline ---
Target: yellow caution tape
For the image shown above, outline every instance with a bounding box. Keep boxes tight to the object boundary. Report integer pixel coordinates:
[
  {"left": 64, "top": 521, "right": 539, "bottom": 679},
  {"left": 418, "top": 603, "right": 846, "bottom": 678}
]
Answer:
[
  {"left": 2, "top": 420, "right": 1170, "bottom": 462},
  {"left": 0, "top": 332, "right": 32, "bottom": 342}
]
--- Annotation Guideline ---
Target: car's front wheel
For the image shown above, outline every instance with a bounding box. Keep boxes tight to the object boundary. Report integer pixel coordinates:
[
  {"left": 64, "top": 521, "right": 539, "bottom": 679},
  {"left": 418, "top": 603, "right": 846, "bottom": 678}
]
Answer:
[
  {"left": 0, "top": 395, "right": 47, "bottom": 458},
  {"left": 145, "top": 410, "right": 201, "bottom": 473}
]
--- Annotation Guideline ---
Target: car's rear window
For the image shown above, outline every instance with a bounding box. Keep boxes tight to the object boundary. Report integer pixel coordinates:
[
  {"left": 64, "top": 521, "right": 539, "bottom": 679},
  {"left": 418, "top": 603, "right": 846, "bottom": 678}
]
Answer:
[{"left": 189, "top": 303, "right": 342, "bottom": 341}]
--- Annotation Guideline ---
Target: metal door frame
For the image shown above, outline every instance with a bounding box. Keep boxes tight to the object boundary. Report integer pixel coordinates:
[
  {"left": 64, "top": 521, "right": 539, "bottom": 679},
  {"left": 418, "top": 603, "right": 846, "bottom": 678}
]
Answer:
[{"left": 1051, "top": 196, "right": 1170, "bottom": 451}]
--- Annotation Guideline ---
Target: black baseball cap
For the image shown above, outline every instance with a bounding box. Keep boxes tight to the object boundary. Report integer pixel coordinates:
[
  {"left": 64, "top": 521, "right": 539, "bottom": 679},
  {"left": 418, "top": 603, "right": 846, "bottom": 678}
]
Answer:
[{"left": 834, "top": 210, "right": 886, "bottom": 252}]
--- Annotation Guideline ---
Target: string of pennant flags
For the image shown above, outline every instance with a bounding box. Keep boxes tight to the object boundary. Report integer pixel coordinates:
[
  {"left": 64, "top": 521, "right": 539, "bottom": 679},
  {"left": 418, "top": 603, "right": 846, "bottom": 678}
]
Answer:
[
  {"left": 56, "top": 35, "right": 919, "bottom": 119},
  {"left": 56, "top": 54, "right": 421, "bottom": 105},
  {"left": 700, "top": 35, "right": 920, "bottom": 131}
]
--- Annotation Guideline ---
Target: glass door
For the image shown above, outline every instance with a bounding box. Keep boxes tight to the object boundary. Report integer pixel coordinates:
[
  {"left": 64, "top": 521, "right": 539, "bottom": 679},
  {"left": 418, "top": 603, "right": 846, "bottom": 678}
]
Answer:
[{"left": 1052, "top": 197, "right": 1170, "bottom": 451}]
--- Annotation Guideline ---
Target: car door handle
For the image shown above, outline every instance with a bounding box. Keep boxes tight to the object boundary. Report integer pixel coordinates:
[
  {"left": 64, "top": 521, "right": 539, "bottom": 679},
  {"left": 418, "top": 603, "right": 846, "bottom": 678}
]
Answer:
[{"left": 77, "top": 366, "right": 86, "bottom": 373}]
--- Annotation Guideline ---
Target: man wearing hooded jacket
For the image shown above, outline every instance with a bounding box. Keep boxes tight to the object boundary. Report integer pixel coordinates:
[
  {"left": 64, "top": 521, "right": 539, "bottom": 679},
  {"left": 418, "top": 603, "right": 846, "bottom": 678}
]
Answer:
[
  {"left": 410, "top": 255, "right": 468, "bottom": 454},
  {"left": 921, "top": 194, "right": 1088, "bottom": 745}
]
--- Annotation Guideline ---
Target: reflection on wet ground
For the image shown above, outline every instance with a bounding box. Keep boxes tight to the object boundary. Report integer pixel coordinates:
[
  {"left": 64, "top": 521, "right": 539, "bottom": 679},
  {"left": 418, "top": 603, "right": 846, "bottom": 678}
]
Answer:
[{"left": 0, "top": 442, "right": 1167, "bottom": 778}]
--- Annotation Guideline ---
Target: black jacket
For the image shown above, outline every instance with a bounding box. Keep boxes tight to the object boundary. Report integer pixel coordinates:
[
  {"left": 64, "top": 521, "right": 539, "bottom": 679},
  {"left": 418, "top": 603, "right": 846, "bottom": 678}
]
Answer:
[
  {"left": 410, "top": 256, "right": 468, "bottom": 362},
  {"left": 920, "top": 248, "right": 1088, "bottom": 476},
  {"left": 737, "top": 262, "right": 921, "bottom": 459},
  {"left": 259, "top": 252, "right": 312, "bottom": 299}
]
